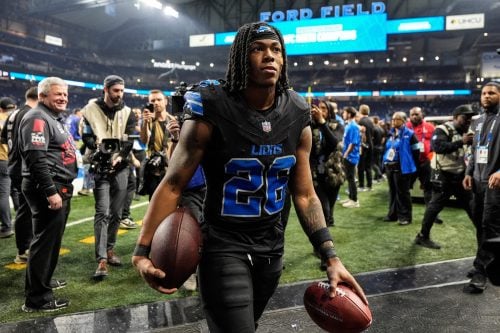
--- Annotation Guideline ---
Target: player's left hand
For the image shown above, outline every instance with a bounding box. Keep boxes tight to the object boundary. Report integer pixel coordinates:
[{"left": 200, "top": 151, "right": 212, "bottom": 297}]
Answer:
[
  {"left": 488, "top": 172, "right": 500, "bottom": 189},
  {"left": 325, "top": 257, "right": 368, "bottom": 305}
]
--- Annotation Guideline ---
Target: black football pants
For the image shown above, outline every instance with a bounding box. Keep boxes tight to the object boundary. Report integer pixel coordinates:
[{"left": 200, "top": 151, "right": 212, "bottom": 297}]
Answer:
[{"left": 198, "top": 253, "right": 282, "bottom": 333}]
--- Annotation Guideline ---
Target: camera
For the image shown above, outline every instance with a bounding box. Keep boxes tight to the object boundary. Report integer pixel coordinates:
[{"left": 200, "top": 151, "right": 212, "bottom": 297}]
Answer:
[
  {"left": 143, "top": 103, "right": 154, "bottom": 113},
  {"left": 89, "top": 139, "right": 121, "bottom": 175},
  {"left": 171, "top": 81, "right": 191, "bottom": 122},
  {"left": 99, "top": 138, "right": 120, "bottom": 154}
]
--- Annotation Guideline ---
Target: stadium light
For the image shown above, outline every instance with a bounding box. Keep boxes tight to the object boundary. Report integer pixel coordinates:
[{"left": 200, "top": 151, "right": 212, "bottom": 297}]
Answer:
[
  {"left": 163, "top": 6, "right": 179, "bottom": 18},
  {"left": 140, "top": 0, "right": 162, "bottom": 10}
]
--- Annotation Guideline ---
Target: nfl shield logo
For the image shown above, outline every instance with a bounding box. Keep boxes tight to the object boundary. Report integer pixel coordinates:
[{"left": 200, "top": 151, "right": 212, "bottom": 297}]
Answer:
[{"left": 262, "top": 121, "right": 272, "bottom": 133}]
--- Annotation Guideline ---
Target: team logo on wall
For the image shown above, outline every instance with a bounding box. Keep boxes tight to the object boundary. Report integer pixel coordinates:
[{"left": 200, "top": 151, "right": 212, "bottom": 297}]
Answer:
[{"left": 262, "top": 121, "right": 272, "bottom": 133}]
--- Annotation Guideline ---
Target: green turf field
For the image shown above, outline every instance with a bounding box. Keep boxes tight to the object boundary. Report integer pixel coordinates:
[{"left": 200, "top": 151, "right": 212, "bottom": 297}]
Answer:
[{"left": 0, "top": 182, "right": 476, "bottom": 324}]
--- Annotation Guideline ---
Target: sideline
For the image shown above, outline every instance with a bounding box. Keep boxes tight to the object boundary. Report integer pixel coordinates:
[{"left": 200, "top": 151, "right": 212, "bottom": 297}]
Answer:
[{"left": 66, "top": 201, "right": 149, "bottom": 227}]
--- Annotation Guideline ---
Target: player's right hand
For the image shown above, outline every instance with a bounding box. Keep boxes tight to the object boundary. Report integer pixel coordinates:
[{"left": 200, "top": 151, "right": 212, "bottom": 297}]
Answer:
[
  {"left": 325, "top": 257, "right": 368, "bottom": 305},
  {"left": 132, "top": 256, "right": 177, "bottom": 295}
]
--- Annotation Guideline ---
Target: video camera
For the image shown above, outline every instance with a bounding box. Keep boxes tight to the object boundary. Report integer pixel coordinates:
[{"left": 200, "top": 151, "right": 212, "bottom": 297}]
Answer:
[
  {"left": 89, "top": 135, "right": 140, "bottom": 175},
  {"left": 171, "top": 81, "right": 190, "bottom": 121}
]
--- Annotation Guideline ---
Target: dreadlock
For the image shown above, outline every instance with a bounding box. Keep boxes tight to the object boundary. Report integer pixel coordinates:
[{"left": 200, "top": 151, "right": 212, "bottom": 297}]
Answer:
[{"left": 225, "top": 22, "right": 290, "bottom": 95}]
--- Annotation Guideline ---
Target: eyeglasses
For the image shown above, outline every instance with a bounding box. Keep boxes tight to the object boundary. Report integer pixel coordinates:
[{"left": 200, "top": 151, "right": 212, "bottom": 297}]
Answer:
[{"left": 391, "top": 118, "right": 403, "bottom": 121}]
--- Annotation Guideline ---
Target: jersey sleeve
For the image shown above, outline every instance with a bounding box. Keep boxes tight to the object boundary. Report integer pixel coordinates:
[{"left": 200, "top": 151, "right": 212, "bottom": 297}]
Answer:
[
  {"left": 287, "top": 89, "right": 312, "bottom": 130},
  {"left": 183, "top": 80, "right": 223, "bottom": 126},
  {"left": 20, "top": 115, "right": 49, "bottom": 152}
]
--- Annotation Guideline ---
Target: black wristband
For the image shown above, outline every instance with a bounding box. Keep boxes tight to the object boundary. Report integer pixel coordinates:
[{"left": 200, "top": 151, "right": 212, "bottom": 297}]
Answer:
[
  {"left": 309, "top": 228, "right": 333, "bottom": 249},
  {"left": 319, "top": 246, "right": 337, "bottom": 260},
  {"left": 171, "top": 138, "right": 178, "bottom": 143},
  {"left": 133, "top": 244, "right": 151, "bottom": 257}
]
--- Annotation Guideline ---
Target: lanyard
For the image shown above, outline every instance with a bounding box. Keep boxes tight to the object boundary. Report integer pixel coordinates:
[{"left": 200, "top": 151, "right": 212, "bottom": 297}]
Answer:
[{"left": 476, "top": 113, "right": 498, "bottom": 149}]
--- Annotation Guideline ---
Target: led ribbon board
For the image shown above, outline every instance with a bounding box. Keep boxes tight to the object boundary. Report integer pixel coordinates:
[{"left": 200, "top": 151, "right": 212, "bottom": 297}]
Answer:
[{"left": 216, "top": 14, "right": 387, "bottom": 55}]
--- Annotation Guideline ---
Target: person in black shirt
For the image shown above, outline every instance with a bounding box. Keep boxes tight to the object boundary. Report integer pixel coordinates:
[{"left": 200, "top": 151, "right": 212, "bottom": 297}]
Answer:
[
  {"left": 0, "top": 87, "right": 38, "bottom": 263},
  {"left": 357, "top": 104, "right": 375, "bottom": 191},
  {"left": 463, "top": 81, "right": 500, "bottom": 293},
  {"left": 371, "top": 116, "right": 385, "bottom": 182},
  {"left": 132, "top": 22, "right": 367, "bottom": 332},
  {"left": 19, "top": 77, "right": 77, "bottom": 312},
  {"left": 415, "top": 105, "right": 476, "bottom": 249}
]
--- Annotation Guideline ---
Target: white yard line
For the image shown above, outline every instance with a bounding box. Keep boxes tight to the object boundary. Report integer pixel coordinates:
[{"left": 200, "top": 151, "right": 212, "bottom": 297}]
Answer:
[{"left": 66, "top": 201, "right": 149, "bottom": 227}]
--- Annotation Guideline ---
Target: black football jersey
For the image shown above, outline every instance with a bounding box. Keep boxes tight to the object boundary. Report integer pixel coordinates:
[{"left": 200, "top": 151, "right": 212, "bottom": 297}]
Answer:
[{"left": 184, "top": 80, "right": 310, "bottom": 255}]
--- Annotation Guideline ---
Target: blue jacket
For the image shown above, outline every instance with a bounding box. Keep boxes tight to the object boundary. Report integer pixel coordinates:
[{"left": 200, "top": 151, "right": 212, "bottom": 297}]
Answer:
[{"left": 383, "top": 125, "right": 417, "bottom": 174}]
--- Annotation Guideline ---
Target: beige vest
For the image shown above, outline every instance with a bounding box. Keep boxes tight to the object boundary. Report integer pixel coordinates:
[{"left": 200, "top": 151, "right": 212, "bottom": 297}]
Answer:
[
  {"left": 431, "top": 122, "right": 471, "bottom": 174},
  {"left": 81, "top": 101, "right": 131, "bottom": 143}
]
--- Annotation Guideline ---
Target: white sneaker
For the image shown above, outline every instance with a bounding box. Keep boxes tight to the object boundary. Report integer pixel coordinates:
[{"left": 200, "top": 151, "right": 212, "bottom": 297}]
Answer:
[
  {"left": 339, "top": 199, "right": 350, "bottom": 204},
  {"left": 342, "top": 200, "right": 360, "bottom": 208},
  {"left": 14, "top": 251, "right": 29, "bottom": 264},
  {"left": 119, "top": 218, "right": 137, "bottom": 229},
  {"left": 182, "top": 273, "right": 197, "bottom": 291}
]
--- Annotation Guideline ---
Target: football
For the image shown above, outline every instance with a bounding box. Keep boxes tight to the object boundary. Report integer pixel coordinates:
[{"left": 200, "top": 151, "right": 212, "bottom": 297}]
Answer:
[
  {"left": 150, "top": 207, "right": 202, "bottom": 289},
  {"left": 304, "top": 281, "right": 372, "bottom": 333}
]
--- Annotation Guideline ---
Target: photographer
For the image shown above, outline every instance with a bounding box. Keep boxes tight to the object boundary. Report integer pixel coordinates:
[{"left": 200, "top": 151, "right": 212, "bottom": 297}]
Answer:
[
  {"left": 415, "top": 105, "right": 476, "bottom": 249},
  {"left": 138, "top": 90, "right": 173, "bottom": 199},
  {"left": 81, "top": 75, "right": 136, "bottom": 279}
]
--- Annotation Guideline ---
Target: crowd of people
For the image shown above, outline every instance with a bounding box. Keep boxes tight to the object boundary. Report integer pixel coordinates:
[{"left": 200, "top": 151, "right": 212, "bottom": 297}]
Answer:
[{"left": 0, "top": 21, "right": 499, "bottom": 332}]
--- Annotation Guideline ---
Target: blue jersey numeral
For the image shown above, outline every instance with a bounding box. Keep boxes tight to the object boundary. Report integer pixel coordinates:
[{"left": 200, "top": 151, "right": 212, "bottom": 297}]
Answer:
[{"left": 222, "top": 156, "right": 296, "bottom": 217}]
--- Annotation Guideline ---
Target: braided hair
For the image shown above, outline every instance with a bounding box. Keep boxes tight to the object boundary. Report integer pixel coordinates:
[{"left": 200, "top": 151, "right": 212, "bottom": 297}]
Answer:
[{"left": 224, "top": 22, "right": 289, "bottom": 95}]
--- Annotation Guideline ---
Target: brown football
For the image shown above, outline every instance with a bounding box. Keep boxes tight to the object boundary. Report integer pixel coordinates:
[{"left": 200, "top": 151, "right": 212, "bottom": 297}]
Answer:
[
  {"left": 150, "top": 207, "right": 202, "bottom": 289},
  {"left": 304, "top": 281, "right": 372, "bottom": 333}
]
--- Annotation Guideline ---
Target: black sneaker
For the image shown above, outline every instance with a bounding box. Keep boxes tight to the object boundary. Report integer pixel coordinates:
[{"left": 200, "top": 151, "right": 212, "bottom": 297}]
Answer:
[
  {"left": 415, "top": 234, "right": 441, "bottom": 249},
  {"left": 22, "top": 299, "right": 69, "bottom": 312},
  {"left": 466, "top": 268, "right": 478, "bottom": 278},
  {"left": 398, "top": 220, "right": 411, "bottom": 226},
  {"left": 434, "top": 217, "right": 444, "bottom": 224},
  {"left": 382, "top": 216, "right": 397, "bottom": 222},
  {"left": 463, "top": 272, "right": 487, "bottom": 294},
  {"left": 50, "top": 279, "right": 67, "bottom": 290}
]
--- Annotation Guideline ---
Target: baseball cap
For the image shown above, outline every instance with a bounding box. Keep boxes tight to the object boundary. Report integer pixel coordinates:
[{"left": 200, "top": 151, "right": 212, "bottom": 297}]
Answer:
[
  {"left": 0, "top": 97, "right": 16, "bottom": 110},
  {"left": 452, "top": 104, "right": 477, "bottom": 117}
]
